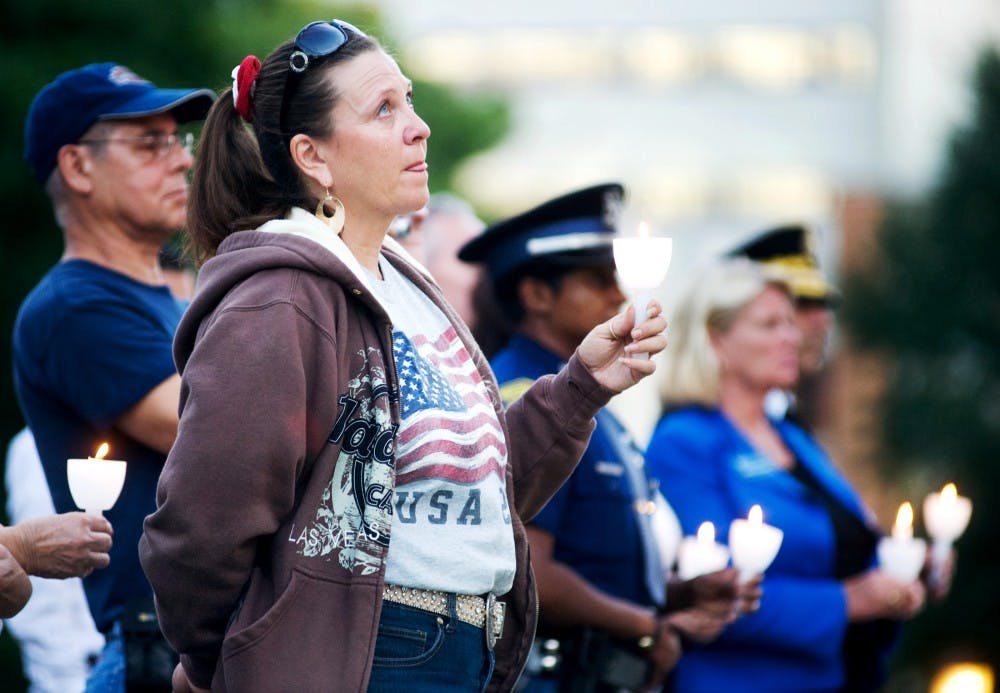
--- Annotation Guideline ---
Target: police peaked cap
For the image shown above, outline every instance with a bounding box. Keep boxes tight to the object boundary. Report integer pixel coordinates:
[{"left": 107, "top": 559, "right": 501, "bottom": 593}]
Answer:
[
  {"left": 727, "top": 224, "right": 839, "bottom": 304},
  {"left": 458, "top": 182, "right": 625, "bottom": 283}
]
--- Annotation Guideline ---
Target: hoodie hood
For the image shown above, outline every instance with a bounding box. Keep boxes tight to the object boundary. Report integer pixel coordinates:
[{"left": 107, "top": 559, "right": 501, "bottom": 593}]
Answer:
[{"left": 174, "top": 208, "right": 429, "bottom": 373}]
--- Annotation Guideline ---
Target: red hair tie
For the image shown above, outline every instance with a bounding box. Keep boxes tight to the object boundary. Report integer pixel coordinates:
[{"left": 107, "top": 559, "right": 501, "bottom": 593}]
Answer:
[{"left": 231, "top": 55, "right": 261, "bottom": 122}]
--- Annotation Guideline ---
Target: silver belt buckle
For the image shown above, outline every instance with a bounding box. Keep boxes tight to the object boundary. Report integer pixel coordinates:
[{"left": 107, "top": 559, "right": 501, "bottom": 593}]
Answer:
[{"left": 484, "top": 593, "right": 505, "bottom": 651}]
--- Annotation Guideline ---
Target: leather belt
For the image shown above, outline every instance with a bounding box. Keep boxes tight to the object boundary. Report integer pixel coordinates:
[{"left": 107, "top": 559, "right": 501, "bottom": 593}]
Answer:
[{"left": 382, "top": 584, "right": 506, "bottom": 649}]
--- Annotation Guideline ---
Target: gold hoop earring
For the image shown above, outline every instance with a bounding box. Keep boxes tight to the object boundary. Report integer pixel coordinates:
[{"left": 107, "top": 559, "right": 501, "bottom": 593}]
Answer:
[{"left": 315, "top": 189, "right": 345, "bottom": 235}]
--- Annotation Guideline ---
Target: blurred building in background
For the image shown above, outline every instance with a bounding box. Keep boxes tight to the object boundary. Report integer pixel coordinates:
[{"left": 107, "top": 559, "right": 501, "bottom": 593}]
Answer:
[
  {"left": 379, "top": 0, "right": 998, "bottom": 222},
  {"left": 372, "top": 0, "right": 1000, "bottom": 524}
]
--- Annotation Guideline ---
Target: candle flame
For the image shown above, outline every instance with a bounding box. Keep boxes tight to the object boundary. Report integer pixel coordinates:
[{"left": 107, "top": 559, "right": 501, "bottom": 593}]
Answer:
[
  {"left": 929, "top": 662, "right": 994, "bottom": 693},
  {"left": 942, "top": 483, "right": 957, "bottom": 501},
  {"left": 748, "top": 504, "right": 763, "bottom": 525},
  {"left": 637, "top": 221, "right": 650, "bottom": 239},
  {"left": 697, "top": 521, "right": 716, "bottom": 544},
  {"left": 895, "top": 502, "right": 913, "bottom": 531},
  {"left": 94, "top": 443, "right": 109, "bottom": 460}
]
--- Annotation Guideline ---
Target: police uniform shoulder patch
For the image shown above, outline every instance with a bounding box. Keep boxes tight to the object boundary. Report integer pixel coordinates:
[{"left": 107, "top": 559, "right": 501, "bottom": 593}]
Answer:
[{"left": 498, "top": 377, "right": 536, "bottom": 406}]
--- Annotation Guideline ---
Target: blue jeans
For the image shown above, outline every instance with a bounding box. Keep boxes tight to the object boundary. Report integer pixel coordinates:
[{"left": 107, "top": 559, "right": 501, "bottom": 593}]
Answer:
[
  {"left": 84, "top": 623, "right": 125, "bottom": 693},
  {"left": 518, "top": 679, "right": 559, "bottom": 693},
  {"left": 367, "top": 600, "right": 495, "bottom": 692}
]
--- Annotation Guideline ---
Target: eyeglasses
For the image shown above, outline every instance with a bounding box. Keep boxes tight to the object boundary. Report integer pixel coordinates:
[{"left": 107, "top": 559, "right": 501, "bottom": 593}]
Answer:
[
  {"left": 78, "top": 132, "right": 195, "bottom": 161},
  {"left": 279, "top": 19, "right": 366, "bottom": 133}
]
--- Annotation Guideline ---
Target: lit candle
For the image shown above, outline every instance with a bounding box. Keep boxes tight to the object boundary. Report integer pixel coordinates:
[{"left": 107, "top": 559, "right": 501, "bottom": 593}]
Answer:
[
  {"left": 612, "top": 222, "right": 673, "bottom": 359},
  {"left": 677, "top": 521, "right": 730, "bottom": 580},
  {"left": 876, "top": 502, "right": 927, "bottom": 583},
  {"left": 67, "top": 443, "right": 127, "bottom": 516},
  {"left": 923, "top": 483, "right": 972, "bottom": 584},
  {"left": 728, "top": 504, "right": 784, "bottom": 583},
  {"left": 930, "top": 662, "right": 995, "bottom": 693},
  {"left": 893, "top": 501, "right": 913, "bottom": 540}
]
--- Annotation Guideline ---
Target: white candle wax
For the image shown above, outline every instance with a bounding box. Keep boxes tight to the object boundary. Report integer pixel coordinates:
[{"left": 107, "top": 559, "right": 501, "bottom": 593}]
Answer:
[
  {"left": 877, "top": 502, "right": 926, "bottom": 582},
  {"left": 677, "top": 521, "right": 730, "bottom": 580},
  {"left": 612, "top": 223, "right": 672, "bottom": 360},
  {"left": 923, "top": 483, "right": 971, "bottom": 545},
  {"left": 67, "top": 443, "right": 127, "bottom": 516},
  {"left": 729, "top": 505, "right": 784, "bottom": 583},
  {"left": 923, "top": 483, "right": 972, "bottom": 581}
]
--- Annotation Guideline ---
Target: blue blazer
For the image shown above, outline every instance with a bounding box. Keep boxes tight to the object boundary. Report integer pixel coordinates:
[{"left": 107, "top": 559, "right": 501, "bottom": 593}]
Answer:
[{"left": 646, "top": 406, "right": 885, "bottom": 693}]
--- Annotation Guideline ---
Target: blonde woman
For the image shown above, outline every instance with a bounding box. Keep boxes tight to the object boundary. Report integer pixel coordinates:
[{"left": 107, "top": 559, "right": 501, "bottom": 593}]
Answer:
[{"left": 645, "top": 259, "right": 925, "bottom": 693}]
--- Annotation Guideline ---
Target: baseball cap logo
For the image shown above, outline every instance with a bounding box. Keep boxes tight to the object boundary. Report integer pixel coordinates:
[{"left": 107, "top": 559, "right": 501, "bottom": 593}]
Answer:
[{"left": 108, "top": 65, "right": 150, "bottom": 86}]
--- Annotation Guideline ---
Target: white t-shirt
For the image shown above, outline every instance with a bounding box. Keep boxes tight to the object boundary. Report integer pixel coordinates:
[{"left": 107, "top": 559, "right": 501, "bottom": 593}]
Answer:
[{"left": 370, "top": 257, "right": 516, "bottom": 596}]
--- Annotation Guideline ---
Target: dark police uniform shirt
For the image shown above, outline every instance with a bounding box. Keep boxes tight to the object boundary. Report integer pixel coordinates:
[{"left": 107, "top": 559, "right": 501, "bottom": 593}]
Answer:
[{"left": 491, "top": 334, "right": 660, "bottom": 607}]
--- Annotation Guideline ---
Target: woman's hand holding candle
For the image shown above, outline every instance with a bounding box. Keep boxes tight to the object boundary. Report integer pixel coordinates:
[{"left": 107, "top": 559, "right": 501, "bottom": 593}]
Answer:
[{"left": 844, "top": 568, "right": 927, "bottom": 621}]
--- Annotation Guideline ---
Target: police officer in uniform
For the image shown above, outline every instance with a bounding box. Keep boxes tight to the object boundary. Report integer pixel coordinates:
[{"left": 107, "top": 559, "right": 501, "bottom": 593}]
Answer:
[{"left": 460, "top": 183, "right": 754, "bottom": 693}]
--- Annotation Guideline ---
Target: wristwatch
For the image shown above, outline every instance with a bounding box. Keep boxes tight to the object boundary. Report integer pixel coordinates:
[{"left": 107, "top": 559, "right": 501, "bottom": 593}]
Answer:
[
  {"left": 637, "top": 624, "right": 659, "bottom": 651},
  {"left": 637, "top": 608, "right": 661, "bottom": 651}
]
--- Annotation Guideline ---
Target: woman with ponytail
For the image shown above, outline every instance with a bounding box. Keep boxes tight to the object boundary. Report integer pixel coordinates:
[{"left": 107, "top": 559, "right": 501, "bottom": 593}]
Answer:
[{"left": 138, "top": 19, "right": 668, "bottom": 693}]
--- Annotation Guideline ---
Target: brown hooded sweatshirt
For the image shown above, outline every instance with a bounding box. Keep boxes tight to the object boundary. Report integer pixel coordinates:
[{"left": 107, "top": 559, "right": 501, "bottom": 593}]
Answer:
[{"left": 139, "top": 211, "right": 613, "bottom": 692}]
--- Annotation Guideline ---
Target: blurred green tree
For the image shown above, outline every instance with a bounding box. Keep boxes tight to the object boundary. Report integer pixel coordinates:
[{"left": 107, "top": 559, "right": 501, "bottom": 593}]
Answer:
[
  {"left": 842, "top": 45, "right": 1000, "bottom": 684},
  {"left": 0, "top": 0, "right": 508, "bottom": 684}
]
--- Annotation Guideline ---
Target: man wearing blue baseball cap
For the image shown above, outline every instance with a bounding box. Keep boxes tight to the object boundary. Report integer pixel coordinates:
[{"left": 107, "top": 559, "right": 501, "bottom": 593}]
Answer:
[{"left": 12, "top": 63, "right": 213, "bottom": 692}]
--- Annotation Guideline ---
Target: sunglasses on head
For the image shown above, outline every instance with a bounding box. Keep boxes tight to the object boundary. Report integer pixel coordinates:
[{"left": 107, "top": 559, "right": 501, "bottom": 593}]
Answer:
[
  {"left": 280, "top": 19, "right": 367, "bottom": 132},
  {"left": 288, "top": 19, "right": 366, "bottom": 72}
]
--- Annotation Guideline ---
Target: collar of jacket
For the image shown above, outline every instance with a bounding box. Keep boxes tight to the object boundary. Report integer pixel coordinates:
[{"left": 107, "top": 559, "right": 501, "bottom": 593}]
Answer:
[{"left": 258, "top": 207, "right": 434, "bottom": 312}]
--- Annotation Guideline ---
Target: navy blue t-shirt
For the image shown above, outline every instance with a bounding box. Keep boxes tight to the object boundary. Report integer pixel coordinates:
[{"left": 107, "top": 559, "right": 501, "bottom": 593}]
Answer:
[{"left": 12, "top": 260, "right": 184, "bottom": 632}]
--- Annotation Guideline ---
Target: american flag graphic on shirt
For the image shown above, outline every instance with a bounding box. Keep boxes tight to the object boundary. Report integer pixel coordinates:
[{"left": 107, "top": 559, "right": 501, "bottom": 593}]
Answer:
[{"left": 392, "top": 327, "right": 507, "bottom": 487}]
